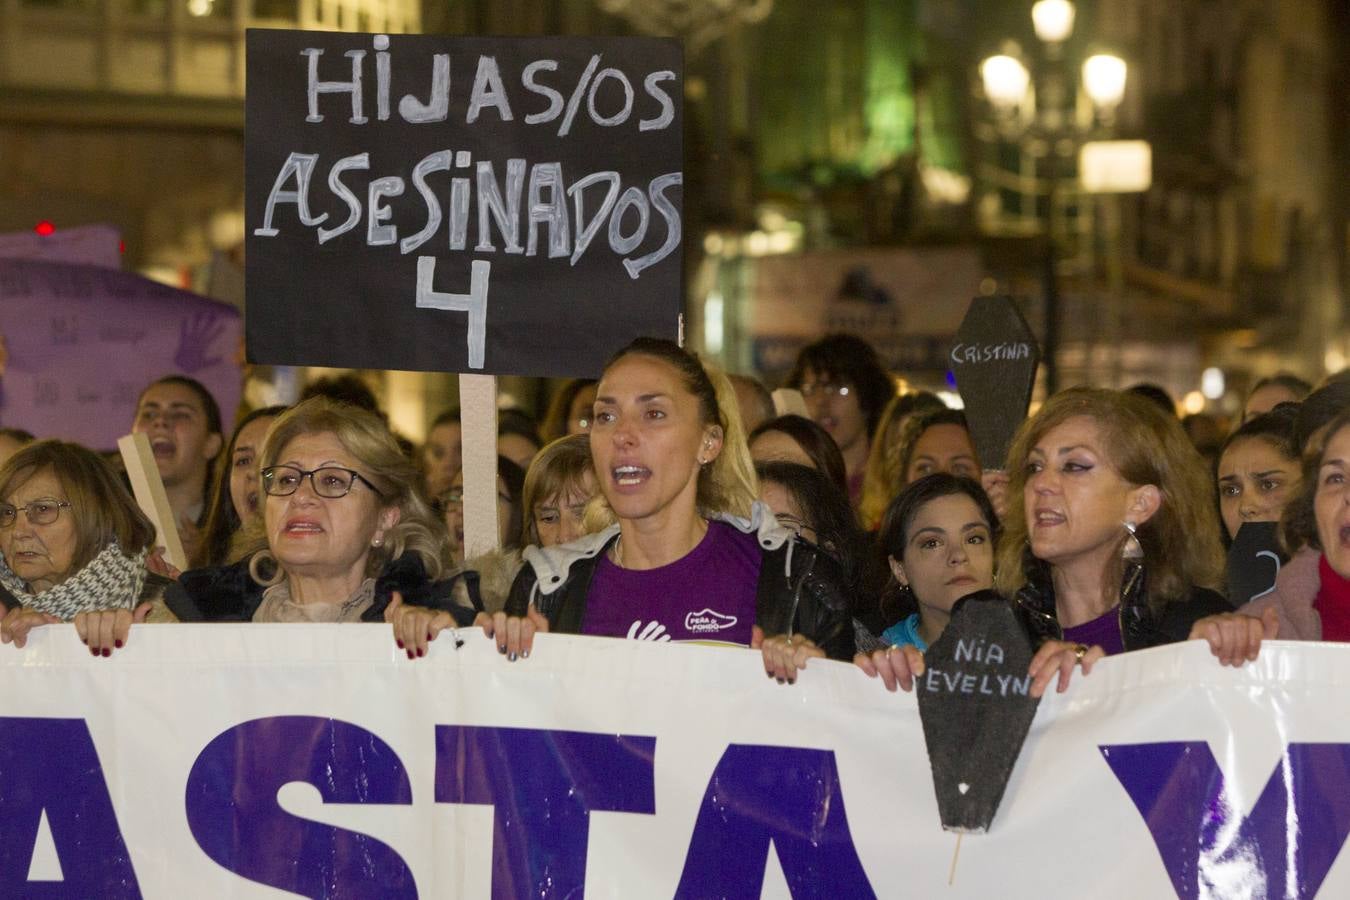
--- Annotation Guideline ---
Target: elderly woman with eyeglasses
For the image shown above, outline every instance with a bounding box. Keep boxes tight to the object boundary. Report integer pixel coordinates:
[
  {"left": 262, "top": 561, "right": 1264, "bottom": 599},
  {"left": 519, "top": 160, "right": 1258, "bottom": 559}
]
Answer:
[{"left": 0, "top": 440, "right": 168, "bottom": 652}]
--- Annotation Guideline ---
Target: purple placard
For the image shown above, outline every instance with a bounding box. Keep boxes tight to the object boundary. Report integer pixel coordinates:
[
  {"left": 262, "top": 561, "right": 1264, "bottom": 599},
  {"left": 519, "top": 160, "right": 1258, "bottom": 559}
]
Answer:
[
  {"left": 0, "top": 259, "right": 241, "bottom": 450},
  {"left": 0, "top": 224, "right": 123, "bottom": 269}
]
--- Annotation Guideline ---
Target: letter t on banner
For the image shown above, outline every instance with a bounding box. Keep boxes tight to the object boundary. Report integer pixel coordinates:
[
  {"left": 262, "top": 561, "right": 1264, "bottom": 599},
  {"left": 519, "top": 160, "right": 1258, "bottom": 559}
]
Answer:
[{"left": 435, "top": 726, "right": 657, "bottom": 898}]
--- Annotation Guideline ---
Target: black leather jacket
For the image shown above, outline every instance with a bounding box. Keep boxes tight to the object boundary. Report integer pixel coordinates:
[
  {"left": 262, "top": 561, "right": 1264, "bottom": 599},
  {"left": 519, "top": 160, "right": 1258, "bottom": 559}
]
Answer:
[
  {"left": 1014, "top": 555, "right": 1231, "bottom": 651},
  {"left": 164, "top": 552, "right": 480, "bottom": 624},
  {"left": 503, "top": 529, "right": 856, "bottom": 661}
]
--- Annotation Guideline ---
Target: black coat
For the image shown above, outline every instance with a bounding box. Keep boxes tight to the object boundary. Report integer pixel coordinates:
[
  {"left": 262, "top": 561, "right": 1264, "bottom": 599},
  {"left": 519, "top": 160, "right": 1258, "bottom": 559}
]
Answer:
[
  {"left": 1014, "top": 556, "right": 1231, "bottom": 651},
  {"left": 164, "top": 552, "right": 480, "bottom": 625},
  {"left": 503, "top": 533, "right": 856, "bottom": 661}
]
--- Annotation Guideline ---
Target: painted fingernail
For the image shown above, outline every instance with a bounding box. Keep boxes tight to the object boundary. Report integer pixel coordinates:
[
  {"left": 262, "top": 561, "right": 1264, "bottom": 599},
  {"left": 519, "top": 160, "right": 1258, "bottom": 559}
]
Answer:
[
  {"left": 498, "top": 644, "right": 507, "bottom": 654},
  {"left": 521, "top": 649, "right": 530, "bottom": 659},
  {"left": 426, "top": 632, "right": 433, "bottom": 641},
  {"left": 90, "top": 647, "right": 99, "bottom": 656},
  {"left": 101, "top": 648, "right": 111, "bottom": 658},
  {"left": 396, "top": 639, "right": 404, "bottom": 649},
  {"left": 508, "top": 651, "right": 518, "bottom": 662},
  {"left": 766, "top": 671, "right": 774, "bottom": 679},
  {"left": 406, "top": 650, "right": 414, "bottom": 660},
  {"left": 776, "top": 677, "right": 785, "bottom": 685},
  {"left": 416, "top": 648, "right": 424, "bottom": 658},
  {"left": 114, "top": 640, "right": 123, "bottom": 649}
]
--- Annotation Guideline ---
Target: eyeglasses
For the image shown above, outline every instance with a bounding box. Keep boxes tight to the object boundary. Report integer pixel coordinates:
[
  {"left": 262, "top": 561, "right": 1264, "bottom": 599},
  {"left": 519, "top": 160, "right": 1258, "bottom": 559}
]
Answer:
[
  {"left": 774, "top": 512, "right": 817, "bottom": 542},
  {"left": 441, "top": 489, "right": 513, "bottom": 508},
  {"left": 798, "top": 381, "right": 851, "bottom": 399},
  {"left": 260, "top": 465, "right": 383, "bottom": 499},
  {"left": 0, "top": 500, "right": 72, "bottom": 528}
]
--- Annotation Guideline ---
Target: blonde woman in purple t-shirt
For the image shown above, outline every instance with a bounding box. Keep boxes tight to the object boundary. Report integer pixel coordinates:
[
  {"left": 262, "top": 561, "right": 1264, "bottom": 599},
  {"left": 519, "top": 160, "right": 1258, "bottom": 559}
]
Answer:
[{"left": 390, "top": 338, "right": 855, "bottom": 681}]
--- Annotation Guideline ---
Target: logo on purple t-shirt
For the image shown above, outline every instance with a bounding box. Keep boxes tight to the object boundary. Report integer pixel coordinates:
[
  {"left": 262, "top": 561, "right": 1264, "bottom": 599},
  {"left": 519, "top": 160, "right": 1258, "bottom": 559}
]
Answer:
[{"left": 583, "top": 522, "right": 763, "bottom": 646}]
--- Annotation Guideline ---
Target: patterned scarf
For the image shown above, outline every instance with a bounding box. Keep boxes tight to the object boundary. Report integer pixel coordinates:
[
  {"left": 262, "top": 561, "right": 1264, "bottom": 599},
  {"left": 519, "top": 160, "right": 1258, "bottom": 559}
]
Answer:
[{"left": 0, "top": 543, "right": 148, "bottom": 622}]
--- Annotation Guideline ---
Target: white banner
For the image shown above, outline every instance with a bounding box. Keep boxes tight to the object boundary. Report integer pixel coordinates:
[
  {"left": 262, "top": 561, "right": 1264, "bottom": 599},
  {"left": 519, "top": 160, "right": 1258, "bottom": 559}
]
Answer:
[{"left": 3, "top": 628, "right": 1350, "bottom": 899}]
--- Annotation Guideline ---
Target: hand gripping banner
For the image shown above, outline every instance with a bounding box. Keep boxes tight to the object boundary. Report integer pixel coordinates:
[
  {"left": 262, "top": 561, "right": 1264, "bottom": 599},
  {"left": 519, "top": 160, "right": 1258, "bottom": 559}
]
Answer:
[{"left": 2, "top": 629, "right": 1350, "bottom": 898}]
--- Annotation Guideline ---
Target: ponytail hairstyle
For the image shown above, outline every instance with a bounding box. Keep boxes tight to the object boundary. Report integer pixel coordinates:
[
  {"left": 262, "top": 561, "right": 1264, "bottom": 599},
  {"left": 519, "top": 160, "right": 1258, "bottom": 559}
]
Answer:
[{"left": 586, "top": 338, "right": 757, "bottom": 529}]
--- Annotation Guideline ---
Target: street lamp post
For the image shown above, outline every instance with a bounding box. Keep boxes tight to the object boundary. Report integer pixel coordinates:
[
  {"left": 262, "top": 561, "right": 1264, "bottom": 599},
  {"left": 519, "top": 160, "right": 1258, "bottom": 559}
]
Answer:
[{"left": 977, "top": 1, "right": 1128, "bottom": 395}]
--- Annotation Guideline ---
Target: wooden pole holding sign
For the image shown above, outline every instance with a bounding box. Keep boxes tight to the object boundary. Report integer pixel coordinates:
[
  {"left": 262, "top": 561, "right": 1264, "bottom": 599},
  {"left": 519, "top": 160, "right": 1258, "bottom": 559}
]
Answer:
[
  {"left": 459, "top": 373, "right": 501, "bottom": 560},
  {"left": 117, "top": 432, "right": 188, "bottom": 572}
]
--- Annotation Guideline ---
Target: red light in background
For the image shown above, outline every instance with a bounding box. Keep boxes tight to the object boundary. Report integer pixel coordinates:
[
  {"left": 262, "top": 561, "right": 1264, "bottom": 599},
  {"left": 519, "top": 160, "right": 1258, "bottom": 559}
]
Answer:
[
  {"left": 119, "top": 240, "right": 126, "bottom": 254},
  {"left": 34, "top": 220, "right": 55, "bottom": 236}
]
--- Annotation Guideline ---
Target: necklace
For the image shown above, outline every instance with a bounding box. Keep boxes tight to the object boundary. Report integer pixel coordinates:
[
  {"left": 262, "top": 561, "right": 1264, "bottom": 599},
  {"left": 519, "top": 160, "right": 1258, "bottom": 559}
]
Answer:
[{"left": 609, "top": 519, "right": 710, "bottom": 570}]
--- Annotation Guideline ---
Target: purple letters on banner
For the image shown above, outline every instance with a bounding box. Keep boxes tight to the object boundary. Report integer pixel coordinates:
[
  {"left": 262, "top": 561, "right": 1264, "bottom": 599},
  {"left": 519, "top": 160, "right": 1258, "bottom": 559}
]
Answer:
[
  {"left": 184, "top": 716, "right": 416, "bottom": 899},
  {"left": 434, "top": 726, "right": 657, "bottom": 899},
  {"left": 675, "top": 744, "right": 876, "bottom": 899},
  {"left": 1101, "top": 742, "right": 1350, "bottom": 899},
  {"left": 0, "top": 258, "right": 241, "bottom": 450},
  {"left": 0, "top": 717, "right": 141, "bottom": 898}
]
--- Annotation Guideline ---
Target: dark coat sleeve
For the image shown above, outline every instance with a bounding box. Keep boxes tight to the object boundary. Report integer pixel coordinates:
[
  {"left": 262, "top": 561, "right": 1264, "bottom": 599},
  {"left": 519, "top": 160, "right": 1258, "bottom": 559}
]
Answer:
[
  {"left": 1151, "top": 586, "right": 1233, "bottom": 645},
  {"left": 756, "top": 541, "right": 856, "bottom": 661}
]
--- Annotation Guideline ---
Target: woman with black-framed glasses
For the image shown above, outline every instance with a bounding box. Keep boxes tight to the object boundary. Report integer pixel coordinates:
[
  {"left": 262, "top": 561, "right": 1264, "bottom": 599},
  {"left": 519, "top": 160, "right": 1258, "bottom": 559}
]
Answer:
[
  {"left": 147, "top": 398, "right": 479, "bottom": 637},
  {"left": 0, "top": 440, "right": 169, "bottom": 651}
]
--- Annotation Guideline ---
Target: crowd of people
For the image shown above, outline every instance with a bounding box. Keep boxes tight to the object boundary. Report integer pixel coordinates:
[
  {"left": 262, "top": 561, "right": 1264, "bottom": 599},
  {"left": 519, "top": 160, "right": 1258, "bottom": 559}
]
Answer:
[{"left": 0, "top": 333, "right": 1342, "bottom": 689}]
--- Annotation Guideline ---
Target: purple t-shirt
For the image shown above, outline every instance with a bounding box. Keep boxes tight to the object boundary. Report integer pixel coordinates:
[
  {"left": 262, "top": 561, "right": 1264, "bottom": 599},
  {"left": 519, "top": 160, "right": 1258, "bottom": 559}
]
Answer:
[
  {"left": 581, "top": 521, "right": 762, "bottom": 646},
  {"left": 1062, "top": 605, "right": 1126, "bottom": 656}
]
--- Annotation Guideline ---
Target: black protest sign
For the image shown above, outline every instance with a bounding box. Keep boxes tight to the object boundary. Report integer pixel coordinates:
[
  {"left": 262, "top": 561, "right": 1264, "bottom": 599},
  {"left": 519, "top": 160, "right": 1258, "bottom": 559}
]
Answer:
[
  {"left": 1227, "top": 522, "right": 1285, "bottom": 608},
  {"left": 950, "top": 297, "right": 1040, "bottom": 470},
  {"left": 245, "top": 31, "right": 683, "bottom": 377},
  {"left": 916, "top": 590, "right": 1040, "bottom": 834}
]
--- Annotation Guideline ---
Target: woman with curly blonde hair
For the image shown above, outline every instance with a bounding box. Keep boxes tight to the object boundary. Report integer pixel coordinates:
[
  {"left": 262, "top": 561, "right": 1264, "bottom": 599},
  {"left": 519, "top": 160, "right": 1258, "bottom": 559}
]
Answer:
[{"left": 996, "top": 387, "right": 1228, "bottom": 662}]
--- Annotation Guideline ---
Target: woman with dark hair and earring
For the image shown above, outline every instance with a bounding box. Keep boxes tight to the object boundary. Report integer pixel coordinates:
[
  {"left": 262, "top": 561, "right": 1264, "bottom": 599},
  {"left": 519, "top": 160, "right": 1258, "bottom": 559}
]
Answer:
[
  {"left": 996, "top": 388, "right": 1228, "bottom": 675},
  {"left": 391, "top": 338, "right": 855, "bottom": 683},
  {"left": 785, "top": 334, "right": 897, "bottom": 506}
]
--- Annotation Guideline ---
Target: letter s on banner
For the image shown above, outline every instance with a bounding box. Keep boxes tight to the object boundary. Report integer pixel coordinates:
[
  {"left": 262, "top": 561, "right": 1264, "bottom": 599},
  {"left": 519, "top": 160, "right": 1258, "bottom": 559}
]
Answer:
[
  {"left": 0, "top": 718, "right": 141, "bottom": 898},
  {"left": 184, "top": 716, "right": 416, "bottom": 899}
]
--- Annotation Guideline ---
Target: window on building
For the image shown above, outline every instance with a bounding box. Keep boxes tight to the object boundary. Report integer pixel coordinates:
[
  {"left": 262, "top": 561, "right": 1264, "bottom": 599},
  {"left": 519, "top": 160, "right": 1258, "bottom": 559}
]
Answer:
[{"left": 252, "top": 0, "right": 298, "bottom": 20}]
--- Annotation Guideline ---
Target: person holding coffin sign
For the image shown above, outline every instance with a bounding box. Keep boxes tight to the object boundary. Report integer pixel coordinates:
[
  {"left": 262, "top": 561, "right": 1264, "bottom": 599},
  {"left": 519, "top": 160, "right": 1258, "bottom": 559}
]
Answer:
[
  {"left": 1191, "top": 407, "right": 1350, "bottom": 661},
  {"left": 995, "top": 389, "right": 1229, "bottom": 663},
  {"left": 0, "top": 441, "right": 169, "bottom": 651},
  {"left": 853, "top": 474, "right": 1094, "bottom": 697},
  {"left": 391, "top": 339, "right": 854, "bottom": 679}
]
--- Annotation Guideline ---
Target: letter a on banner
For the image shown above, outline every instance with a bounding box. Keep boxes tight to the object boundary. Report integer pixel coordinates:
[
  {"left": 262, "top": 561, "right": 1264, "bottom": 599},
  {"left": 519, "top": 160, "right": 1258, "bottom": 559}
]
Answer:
[
  {"left": 0, "top": 718, "right": 140, "bottom": 898},
  {"left": 676, "top": 744, "right": 876, "bottom": 899}
]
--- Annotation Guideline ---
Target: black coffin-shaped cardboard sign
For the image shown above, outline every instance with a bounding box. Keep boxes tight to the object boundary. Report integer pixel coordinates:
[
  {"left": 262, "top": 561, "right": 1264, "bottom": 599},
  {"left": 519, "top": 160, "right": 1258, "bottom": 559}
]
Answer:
[
  {"left": 245, "top": 31, "right": 683, "bottom": 377},
  {"left": 1227, "top": 521, "right": 1286, "bottom": 608},
  {"left": 916, "top": 590, "right": 1041, "bottom": 834},
  {"left": 951, "top": 296, "right": 1040, "bottom": 471}
]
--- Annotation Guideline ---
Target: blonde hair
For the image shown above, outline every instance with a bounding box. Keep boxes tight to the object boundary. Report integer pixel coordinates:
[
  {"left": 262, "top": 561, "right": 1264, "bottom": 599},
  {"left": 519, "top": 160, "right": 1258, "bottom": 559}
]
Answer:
[
  {"left": 584, "top": 339, "right": 758, "bottom": 530},
  {"left": 994, "top": 387, "right": 1224, "bottom": 610},
  {"left": 521, "top": 434, "right": 595, "bottom": 545},
  {"left": 858, "top": 392, "right": 946, "bottom": 528},
  {"left": 237, "top": 398, "right": 448, "bottom": 584}
]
